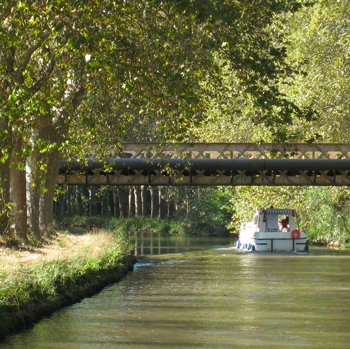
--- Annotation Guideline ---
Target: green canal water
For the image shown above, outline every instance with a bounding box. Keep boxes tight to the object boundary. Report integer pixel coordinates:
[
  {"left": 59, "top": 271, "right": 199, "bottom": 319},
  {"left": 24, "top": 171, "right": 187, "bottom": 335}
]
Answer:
[{"left": 3, "top": 233, "right": 350, "bottom": 348}]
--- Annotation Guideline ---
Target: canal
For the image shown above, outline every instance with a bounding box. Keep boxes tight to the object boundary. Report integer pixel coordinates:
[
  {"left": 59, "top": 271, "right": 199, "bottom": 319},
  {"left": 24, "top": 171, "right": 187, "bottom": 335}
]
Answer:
[{"left": 3, "top": 232, "right": 350, "bottom": 348}]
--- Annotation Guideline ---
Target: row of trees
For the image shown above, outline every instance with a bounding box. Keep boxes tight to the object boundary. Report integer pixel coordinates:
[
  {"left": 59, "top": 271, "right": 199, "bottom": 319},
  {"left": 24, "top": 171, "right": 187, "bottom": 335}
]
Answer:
[
  {"left": 55, "top": 181, "right": 350, "bottom": 244},
  {"left": 0, "top": 0, "right": 311, "bottom": 242},
  {"left": 55, "top": 185, "right": 233, "bottom": 235},
  {"left": 56, "top": 186, "right": 176, "bottom": 219},
  {"left": 2, "top": 1, "right": 350, "bottom": 243}
]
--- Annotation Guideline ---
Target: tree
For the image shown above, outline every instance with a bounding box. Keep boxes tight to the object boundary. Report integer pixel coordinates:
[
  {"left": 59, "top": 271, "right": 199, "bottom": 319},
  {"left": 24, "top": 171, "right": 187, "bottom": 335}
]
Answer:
[
  {"left": 0, "top": 0, "right": 312, "bottom": 242},
  {"left": 279, "top": 0, "right": 350, "bottom": 142},
  {"left": 298, "top": 187, "right": 350, "bottom": 244},
  {"left": 0, "top": 1, "right": 120, "bottom": 238},
  {"left": 191, "top": 1, "right": 350, "bottom": 244}
]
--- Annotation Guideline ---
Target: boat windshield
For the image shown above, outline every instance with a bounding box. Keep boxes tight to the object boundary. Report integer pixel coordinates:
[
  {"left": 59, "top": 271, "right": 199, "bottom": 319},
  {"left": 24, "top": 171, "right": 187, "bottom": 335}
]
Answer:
[{"left": 265, "top": 209, "right": 295, "bottom": 216}]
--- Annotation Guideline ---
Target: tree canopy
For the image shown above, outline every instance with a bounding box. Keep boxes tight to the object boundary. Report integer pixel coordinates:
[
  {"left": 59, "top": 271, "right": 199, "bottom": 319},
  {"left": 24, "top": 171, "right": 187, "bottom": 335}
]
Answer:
[{"left": 1, "top": 0, "right": 349, "bottom": 243}]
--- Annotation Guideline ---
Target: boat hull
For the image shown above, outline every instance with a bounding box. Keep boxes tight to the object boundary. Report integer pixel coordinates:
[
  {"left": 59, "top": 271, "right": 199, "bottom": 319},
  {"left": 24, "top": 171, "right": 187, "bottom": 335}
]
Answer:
[
  {"left": 237, "top": 234, "right": 308, "bottom": 252},
  {"left": 238, "top": 208, "right": 308, "bottom": 252}
]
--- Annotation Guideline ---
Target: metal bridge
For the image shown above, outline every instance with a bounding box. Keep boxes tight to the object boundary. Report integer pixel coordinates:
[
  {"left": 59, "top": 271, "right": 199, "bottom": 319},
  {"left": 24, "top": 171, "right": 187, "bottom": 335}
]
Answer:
[{"left": 58, "top": 143, "right": 350, "bottom": 186}]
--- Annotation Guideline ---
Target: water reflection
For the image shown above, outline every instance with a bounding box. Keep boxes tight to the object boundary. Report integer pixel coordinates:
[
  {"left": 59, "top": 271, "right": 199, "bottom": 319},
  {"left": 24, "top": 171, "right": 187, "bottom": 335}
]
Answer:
[
  {"left": 3, "top": 237, "right": 350, "bottom": 348},
  {"left": 132, "top": 231, "right": 234, "bottom": 255}
]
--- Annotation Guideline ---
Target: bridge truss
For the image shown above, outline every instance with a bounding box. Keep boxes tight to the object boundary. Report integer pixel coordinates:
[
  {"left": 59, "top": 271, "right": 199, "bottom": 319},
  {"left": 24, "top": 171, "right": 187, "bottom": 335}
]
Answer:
[{"left": 58, "top": 143, "right": 350, "bottom": 186}]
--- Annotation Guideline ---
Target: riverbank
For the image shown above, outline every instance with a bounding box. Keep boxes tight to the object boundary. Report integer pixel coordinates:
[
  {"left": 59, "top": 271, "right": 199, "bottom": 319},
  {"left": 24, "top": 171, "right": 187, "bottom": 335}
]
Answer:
[{"left": 0, "top": 229, "right": 136, "bottom": 340}]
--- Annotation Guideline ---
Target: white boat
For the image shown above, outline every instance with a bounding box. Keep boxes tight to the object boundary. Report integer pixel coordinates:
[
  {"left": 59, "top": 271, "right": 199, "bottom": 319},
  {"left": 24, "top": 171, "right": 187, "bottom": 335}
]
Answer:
[{"left": 236, "top": 208, "right": 308, "bottom": 252}]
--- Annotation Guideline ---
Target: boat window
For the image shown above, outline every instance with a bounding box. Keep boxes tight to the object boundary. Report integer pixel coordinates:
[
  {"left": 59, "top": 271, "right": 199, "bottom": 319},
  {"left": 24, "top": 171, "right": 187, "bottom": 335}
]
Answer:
[
  {"left": 267, "top": 214, "right": 279, "bottom": 231},
  {"left": 279, "top": 215, "right": 289, "bottom": 230}
]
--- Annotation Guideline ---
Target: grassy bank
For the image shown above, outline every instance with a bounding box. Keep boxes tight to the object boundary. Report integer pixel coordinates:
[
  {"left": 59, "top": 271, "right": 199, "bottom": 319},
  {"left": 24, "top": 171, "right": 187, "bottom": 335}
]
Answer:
[{"left": 0, "top": 229, "right": 136, "bottom": 340}]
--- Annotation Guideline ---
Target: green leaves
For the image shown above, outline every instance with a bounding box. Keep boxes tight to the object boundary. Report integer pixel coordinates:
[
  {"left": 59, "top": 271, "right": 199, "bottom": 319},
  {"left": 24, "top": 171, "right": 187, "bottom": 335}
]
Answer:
[{"left": 278, "top": 0, "right": 350, "bottom": 142}]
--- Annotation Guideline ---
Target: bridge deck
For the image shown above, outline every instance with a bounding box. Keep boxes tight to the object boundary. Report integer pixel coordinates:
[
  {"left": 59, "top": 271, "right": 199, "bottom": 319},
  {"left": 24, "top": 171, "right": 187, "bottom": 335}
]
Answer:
[{"left": 58, "top": 143, "right": 350, "bottom": 186}]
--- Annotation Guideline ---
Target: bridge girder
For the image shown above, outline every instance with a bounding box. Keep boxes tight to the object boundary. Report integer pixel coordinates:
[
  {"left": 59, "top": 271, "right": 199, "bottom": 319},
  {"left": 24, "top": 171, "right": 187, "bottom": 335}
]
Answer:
[{"left": 58, "top": 158, "right": 350, "bottom": 186}]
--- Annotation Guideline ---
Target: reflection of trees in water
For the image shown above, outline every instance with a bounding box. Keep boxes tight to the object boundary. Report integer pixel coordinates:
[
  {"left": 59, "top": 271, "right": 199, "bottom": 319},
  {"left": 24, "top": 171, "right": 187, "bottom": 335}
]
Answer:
[{"left": 133, "top": 231, "right": 233, "bottom": 256}]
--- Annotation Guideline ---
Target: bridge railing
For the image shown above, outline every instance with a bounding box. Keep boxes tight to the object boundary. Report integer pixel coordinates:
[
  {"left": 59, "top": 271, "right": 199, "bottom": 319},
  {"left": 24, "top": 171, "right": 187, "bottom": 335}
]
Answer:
[{"left": 118, "top": 143, "right": 350, "bottom": 159}]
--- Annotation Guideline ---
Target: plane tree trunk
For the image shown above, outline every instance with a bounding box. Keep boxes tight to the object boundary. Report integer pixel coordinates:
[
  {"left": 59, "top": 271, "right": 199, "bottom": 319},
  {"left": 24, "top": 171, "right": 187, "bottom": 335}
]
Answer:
[
  {"left": 26, "top": 146, "right": 43, "bottom": 240},
  {"left": 0, "top": 120, "right": 11, "bottom": 237},
  {"left": 39, "top": 149, "right": 61, "bottom": 235},
  {"left": 10, "top": 134, "right": 28, "bottom": 242}
]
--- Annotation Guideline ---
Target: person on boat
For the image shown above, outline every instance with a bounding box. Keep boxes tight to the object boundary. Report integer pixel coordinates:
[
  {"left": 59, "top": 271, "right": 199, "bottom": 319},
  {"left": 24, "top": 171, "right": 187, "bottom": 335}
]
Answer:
[{"left": 280, "top": 216, "right": 289, "bottom": 231}]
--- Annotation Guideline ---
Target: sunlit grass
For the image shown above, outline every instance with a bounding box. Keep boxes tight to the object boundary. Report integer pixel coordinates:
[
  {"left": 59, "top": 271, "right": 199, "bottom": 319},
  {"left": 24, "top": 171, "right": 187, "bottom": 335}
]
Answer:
[{"left": 0, "top": 229, "right": 132, "bottom": 308}]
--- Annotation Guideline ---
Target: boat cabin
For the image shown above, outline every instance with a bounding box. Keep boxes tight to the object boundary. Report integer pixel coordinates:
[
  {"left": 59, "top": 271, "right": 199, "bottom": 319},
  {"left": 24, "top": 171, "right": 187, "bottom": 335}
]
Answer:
[{"left": 253, "top": 208, "right": 299, "bottom": 233}]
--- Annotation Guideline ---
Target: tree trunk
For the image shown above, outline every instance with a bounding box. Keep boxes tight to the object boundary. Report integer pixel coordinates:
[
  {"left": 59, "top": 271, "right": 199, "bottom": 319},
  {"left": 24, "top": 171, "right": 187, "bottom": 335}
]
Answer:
[
  {"left": 150, "top": 186, "right": 158, "bottom": 219},
  {"left": 113, "top": 187, "right": 120, "bottom": 217},
  {"left": 117, "top": 187, "right": 127, "bottom": 218},
  {"left": 76, "top": 187, "right": 84, "bottom": 216},
  {"left": 26, "top": 149, "right": 42, "bottom": 240},
  {"left": 134, "top": 186, "right": 142, "bottom": 217},
  {"left": 88, "top": 187, "right": 93, "bottom": 216},
  {"left": 158, "top": 187, "right": 166, "bottom": 219},
  {"left": 107, "top": 189, "right": 114, "bottom": 217},
  {"left": 40, "top": 150, "right": 61, "bottom": 235},
  {"left": 0, "top": 166, "right": 11, "bottom": 237},
  {"left": 166, "top": 188, "right": 176, "bottom": 218},
  {"left": 59, "top": 190, "right": 66, "bottom": 216},
  {"left": 142, "top": 185, "right": 151, "bottom": 217},
  {"left": 67, "top": 186, "right": 73, "bottom": 216},
  {"left": 10, "top": 134, "right": 28, "bottom": 242},
  {"left": 0, "top": 147, "right": 11, "bottom": 237},
  {"left": 185, "top": 190, "right": 190, "bottom": 218},
  {"left": 88, "top": 186, "right": 99, "bottom": 216},
  {"left": 128, "top": 187, "right": 135, "bottom": 217}
]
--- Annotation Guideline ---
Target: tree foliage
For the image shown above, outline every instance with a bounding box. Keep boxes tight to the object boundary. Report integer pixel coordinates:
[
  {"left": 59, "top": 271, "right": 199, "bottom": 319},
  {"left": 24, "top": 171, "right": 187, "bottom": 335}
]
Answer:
[
  {"left": 196, "top": 0, "right": 350, "bottom": 245},
  {"left": 1, "top": 0, "right": 349, "bottom": 244},
  {"left": 279, "top": 0, "right": 350, "bottom": 142},
  {"left": 301, "top": 187, "right": 350, "bottom": 244}
]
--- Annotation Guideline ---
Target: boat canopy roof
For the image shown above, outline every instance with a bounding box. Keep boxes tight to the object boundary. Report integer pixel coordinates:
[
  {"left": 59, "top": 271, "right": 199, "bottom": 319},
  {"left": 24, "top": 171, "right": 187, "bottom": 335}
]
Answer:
[{"left": 259, "top": 209, "right": 295, "bottom": 215}]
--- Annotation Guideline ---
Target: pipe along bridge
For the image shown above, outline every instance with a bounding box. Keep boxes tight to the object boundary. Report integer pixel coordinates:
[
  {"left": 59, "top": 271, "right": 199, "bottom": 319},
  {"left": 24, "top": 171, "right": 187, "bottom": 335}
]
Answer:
[{"left": 58, "top": 143, "right": 350, "bottom": 186}]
